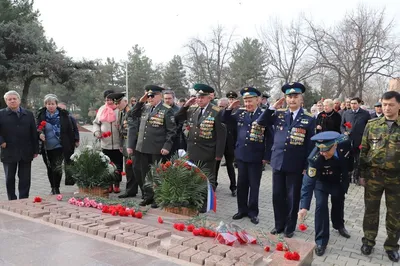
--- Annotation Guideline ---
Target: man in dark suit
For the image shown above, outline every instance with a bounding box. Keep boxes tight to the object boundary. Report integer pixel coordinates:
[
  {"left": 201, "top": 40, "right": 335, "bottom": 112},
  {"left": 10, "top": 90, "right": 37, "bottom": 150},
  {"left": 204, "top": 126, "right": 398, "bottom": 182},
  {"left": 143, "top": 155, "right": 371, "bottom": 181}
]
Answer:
[
  {"left": 130, "top": 85, "right": 177, "bottom": 207},
  {"left": 257, "top": 82, "right": 316, "bottom": 238},
  {"left": 340, "top": 97, "right": 370, "bottom": 184},
  {"left": 175, "top": 84, "right": 226, "bottom": 191},
  {"left": 223, "top": 87, "right": 273, "bottom": 224},
  {"left": 299, "top": 132, "right": 353, "bottom": 256},
  {"left": 370, "top": 102, "right": 383, "bottom": 119},
  {"left": 0, "top": 90, "right": 39, "bottom": 200},
  {"left": 163, "top": 90, "right": 182, "bottom": 157}
]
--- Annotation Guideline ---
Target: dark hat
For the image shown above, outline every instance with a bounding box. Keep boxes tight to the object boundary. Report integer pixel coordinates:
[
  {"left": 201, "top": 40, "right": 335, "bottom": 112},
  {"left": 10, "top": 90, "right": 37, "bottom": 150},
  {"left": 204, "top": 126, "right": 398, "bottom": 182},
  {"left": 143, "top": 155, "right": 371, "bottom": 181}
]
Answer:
[
  {"left": 281, "top": 82, "right": 306, "bottom": 95},
  {"left": 240, "top": 87, "right": 261, "bottom": 99},
  {"left": 145, "top": 85, "right": 165, "bottom": 95},
  {"left": 226, "top": 91, "right": 238, "bottom": 99},
  {"left": 374, "top": 102, "right": 382, "bottom": 107},
  {"left": 103, "top": 89, "right": 115, "bottom": 99},
  {"left": 311, "top": 131, "right": 343, "bottom": 152},
  {"left": 193, "top": 83, "right": 215, "bottom": 96},
  {"left": 106, "top": 92, "right": 126, "bottom": 103},
  {"left": 262, "top": 92, "right": 270, "bottom": 99}
]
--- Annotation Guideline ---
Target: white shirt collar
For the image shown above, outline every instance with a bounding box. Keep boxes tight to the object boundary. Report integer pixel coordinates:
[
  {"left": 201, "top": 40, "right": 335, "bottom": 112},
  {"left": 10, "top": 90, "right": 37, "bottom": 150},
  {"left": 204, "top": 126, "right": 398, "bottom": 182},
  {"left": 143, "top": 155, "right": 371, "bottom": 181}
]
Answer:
[
  {"left": 289, "top": 108, "right": 301, "bottom": 118},
  {"left": 200, "top": 103, "right": 209, "bottom": 114}
]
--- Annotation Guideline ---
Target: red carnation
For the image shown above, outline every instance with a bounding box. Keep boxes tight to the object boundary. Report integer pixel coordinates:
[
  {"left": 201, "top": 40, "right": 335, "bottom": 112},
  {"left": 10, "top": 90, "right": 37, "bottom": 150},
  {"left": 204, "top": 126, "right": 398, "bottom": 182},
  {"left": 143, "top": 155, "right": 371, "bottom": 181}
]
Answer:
[
  {"left": 187, "top": 224, "right": 195, "bottom": 232},
  {"left": 33, "top": 196, "right": 42, "bottom": 203},
  {"left": 291, "top": 252, "right": 300, "bottom": 261},
  {"left": 102, "top": 132, "right": 108, "bottom": 138},
  {"left": 38, "top": 125, "right": 43, "bottom": 131},
  {"left": 276, "top": 242, "right": 284, "bottom": 251},
  {"left": 135, "top": 211, "right": 143, "bottom": 219},
  {"left": 106, "top": 131, "right": 112, "bottom": 137},
  {"left": 157, "top": 216, "right": 163, "bottom": 224},
  {"left": 344, "top": 122, "right": 352, "bottom": 129},
  {"left": 298, "top": 223, "right": 308, "bottom": 231},
  {"left": 192, "top": 229, "right": 200, "bottom": 236},
  {"left": 284, "top": 251, "right": 293, "bottom": 260},
  {"left": 40, "top": 121, "right": 47, "bottom": 126},
  {"left": 120, "top": 171, "right": 126, "bottom": 176},
  {"left": 264, "top": 246, "right": 270, "bottom": 252},
  {"left": 126, "top": 159, "right": 133, "bottom": 165}
]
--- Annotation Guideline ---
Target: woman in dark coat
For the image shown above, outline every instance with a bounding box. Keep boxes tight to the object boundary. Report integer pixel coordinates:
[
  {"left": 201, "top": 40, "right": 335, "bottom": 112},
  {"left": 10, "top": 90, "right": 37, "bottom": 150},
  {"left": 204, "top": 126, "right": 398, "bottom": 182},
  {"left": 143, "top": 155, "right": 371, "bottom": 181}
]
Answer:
[
  {"left": 316, "top": 99, "right": 342, "bottom": 133},
  {"left": 36, "top": 94, "right": 75, "bottom": 194}
]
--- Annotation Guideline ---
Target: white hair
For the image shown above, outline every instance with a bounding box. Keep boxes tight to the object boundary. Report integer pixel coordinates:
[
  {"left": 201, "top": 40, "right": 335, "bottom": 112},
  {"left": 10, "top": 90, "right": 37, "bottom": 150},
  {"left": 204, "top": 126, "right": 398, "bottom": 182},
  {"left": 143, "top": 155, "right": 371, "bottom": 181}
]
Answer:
[
  {"left": 218, "top": 97, "right": 229, "bottom": 106},
  {"left": 323, "top": 99, "right": 334, "bottom": 107},
  {"left": 4, "top": 90, "right": 20, "bottom": 100},
  {"left": 44, "top": 94, "right": 59, "bottom": 105}
]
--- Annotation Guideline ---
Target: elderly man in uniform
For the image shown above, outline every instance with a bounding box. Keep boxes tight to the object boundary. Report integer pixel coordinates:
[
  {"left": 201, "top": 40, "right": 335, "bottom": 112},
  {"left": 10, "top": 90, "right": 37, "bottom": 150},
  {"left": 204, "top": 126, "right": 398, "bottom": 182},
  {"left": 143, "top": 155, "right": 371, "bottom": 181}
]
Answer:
[
  {"left": 370, "top": 102, "right": 383, "bottom": 119},
  {"left": 129, "top": 85, "right": 177, "bottom": 207},
  {"left": 223, "top": 87, "right": 272, "bottom": 224},
  {"left": 359, "top": 91, "right": 400, "bottom": 262},
  {"left": 175, "top": 84, "right": 226, "bottom": 207},
  {"left": 257, "top": 82, "right": 316, "bottom": 237},
  {"left": 299, "top": 131, "right": 353, "bottom": 256}
]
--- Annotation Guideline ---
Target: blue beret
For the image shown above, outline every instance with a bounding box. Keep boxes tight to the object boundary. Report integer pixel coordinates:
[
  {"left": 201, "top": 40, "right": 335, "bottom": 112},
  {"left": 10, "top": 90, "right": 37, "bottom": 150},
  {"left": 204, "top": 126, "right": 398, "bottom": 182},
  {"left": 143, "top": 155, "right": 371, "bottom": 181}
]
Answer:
[
  {"left": 281, "top": 82, "right": 306, "bottom": 95},
  {"left": 193, "top": 83, "right": 215, "bottom": 95},
  {"left": 311, "top": 131, "right": 342, "bottom": 152},
  {"left": 145, "top": 85, "right": 165, "bottom": 95},
  {"left": 240, "top": 87, "right": 261, "bottom": 99}
]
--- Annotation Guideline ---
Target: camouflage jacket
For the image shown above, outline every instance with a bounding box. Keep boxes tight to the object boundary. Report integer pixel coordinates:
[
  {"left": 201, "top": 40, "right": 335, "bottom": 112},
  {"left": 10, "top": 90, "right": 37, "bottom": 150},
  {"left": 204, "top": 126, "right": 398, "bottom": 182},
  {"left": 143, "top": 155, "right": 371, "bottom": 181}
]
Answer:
[{"left": 359, "top": 116, "right": 400, "bottom": 176}]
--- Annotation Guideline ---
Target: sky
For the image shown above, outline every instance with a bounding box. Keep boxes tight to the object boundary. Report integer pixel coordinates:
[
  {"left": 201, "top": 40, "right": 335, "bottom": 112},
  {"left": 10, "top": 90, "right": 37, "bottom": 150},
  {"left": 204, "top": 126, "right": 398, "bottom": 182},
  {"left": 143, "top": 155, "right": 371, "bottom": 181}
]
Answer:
[{"left": 33, "top": 0, "right": 399, "bottom": 65}]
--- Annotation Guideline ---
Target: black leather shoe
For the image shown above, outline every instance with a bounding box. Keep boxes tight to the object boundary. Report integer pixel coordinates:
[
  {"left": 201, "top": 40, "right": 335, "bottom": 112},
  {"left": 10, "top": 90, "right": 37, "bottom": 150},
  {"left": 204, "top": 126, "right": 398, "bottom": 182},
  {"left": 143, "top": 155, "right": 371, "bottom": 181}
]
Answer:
[
  {"left": 54, "top": 188, "right": 60, "bottom": 194},
  {"left": 151, "top": 202, "right": 158, "bottom": 208},
  {"left": 50, "top": 188, "right": 56, "bottom": 195},
  {"left": 315, "top": 245, "right": 326, "bottom": 256},
  {"left": 361, "top": 244, "right": 373, "bottom": 255},
  {"left": 231, "top": 189, "right": 237, "bottom": 197},
  {"left": 118, "top": 193, "right": 136, "bottom": 199},
  {"left": 285, "top": 232, "right": 294, "bottom": 238},
  {"left": 232, "top": 212, "right": 247, "bottom": 220},
  {"left": 270, "top": 228, "right": 283, "bottom": 235},
  {"left": 338, "top": 228, "right": 351, "bottom": 238},
  {"left": 250, "top": 216, "right": 259, "bottom": 225},
  {"left": 386, "top": 250, "right": 399, "bottom": 262},
  {"left": 139, "top": 199, "right": 153, "bottom": 206}
]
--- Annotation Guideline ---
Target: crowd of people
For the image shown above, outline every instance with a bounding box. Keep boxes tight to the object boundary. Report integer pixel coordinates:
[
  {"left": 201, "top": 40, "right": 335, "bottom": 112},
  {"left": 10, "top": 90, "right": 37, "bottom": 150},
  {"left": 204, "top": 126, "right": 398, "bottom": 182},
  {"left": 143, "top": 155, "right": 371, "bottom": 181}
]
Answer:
[{"left": 0, "top": 83, "right": 398, "bottom": 261}]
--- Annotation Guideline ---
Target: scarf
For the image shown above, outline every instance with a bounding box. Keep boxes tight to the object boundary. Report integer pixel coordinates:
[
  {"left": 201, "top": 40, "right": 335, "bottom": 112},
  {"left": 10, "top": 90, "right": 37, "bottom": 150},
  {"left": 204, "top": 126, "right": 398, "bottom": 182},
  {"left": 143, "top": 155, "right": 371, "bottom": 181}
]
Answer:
[
  {"left": 99, "top": 104, "right": 117, "bottom": 123},
  {"left": 45, "top": 109, "right": 61, "bottom": 139}
]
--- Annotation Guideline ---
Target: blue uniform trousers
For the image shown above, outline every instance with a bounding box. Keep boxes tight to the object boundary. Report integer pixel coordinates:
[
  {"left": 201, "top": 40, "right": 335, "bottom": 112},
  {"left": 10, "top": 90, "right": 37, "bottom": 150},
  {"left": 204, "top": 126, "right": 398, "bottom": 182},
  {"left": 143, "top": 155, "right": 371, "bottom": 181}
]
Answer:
[
  {"left": 272, "top": 169, "right": 303, "bottom": 234},
  {"left": 315, "top": 186, "right": 344, "bottom": 246},
  {"left": 236, "top": 160, "right": 262, "bottom": 218}
]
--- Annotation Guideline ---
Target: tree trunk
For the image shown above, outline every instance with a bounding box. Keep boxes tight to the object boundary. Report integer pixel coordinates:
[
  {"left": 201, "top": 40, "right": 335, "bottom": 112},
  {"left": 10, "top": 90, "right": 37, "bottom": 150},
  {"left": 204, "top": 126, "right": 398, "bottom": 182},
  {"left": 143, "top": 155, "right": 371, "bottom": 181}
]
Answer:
[
  {"left": 0, "top": 82, "right": 8, "bottom": 109},
  {"left": 21, "top": 75, "right": 36, "bottom": 108}
]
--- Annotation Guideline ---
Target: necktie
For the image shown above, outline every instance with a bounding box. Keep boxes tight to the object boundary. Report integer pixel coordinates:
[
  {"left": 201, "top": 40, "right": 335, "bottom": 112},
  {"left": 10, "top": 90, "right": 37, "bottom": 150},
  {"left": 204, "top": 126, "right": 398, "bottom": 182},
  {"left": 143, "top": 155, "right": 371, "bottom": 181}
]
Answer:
[
  {"left": 290, "top": 112, "right": 294, "bottom": 124},
  {"left": 198, "top": 108, "right": 204, "bottom": 120},
  {"left": 150, "top": 106, "right": 154, "bottom": 113}
]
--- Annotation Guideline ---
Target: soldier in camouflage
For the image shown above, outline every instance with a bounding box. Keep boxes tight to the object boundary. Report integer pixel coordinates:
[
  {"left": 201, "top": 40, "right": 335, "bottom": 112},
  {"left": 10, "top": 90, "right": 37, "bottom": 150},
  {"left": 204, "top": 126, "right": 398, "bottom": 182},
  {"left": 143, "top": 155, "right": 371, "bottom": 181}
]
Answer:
[{"left": 359, "top": 91, "right": 400, "bottom": 262}]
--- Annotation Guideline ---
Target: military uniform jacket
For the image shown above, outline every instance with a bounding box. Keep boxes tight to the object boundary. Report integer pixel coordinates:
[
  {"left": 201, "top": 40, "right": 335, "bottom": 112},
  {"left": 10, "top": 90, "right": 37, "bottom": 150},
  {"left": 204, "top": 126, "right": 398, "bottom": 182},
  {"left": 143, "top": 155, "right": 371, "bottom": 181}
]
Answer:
[
  {"left": 127, "top": 109, "right": 140, "bottom": 151},
  {"left": 222, "top": 107, "right": 272, "bottom": 163},
  {"left": 359, "top": 116, "right": 400, "bottom": 176},
  {"left": 257, "top": 108, "right": 316, "bottom": 173},
  {"left": 175, "top": 104, "right": 226, "bottom": 162},
  {"left": 130, "top": 101, "right": 177, "bottom": 154},
  {"left": 300, "top": 140, "right": 353, "bottom": 210}
]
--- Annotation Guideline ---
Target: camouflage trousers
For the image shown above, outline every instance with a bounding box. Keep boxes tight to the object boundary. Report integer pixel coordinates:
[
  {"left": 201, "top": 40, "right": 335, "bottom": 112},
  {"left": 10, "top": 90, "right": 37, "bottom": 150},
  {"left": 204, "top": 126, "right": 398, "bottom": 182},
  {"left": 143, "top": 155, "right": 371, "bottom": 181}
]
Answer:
[{"left": 362, "top": 168, "right": 400, "bottom": 251}]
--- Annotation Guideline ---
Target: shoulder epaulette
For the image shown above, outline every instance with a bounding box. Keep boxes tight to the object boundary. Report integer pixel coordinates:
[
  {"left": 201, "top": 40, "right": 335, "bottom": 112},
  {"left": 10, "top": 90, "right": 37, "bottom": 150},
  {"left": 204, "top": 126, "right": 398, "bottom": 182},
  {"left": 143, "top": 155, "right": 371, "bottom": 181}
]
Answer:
[
  {"left": 212, "top": 105, "right": 220, "bottom": 112},
  {"left": 303, "top": 111, "right": 313, "bottom": 117},
  {"left": 163, "top": 103, "right": 171, "bottom": 109}
]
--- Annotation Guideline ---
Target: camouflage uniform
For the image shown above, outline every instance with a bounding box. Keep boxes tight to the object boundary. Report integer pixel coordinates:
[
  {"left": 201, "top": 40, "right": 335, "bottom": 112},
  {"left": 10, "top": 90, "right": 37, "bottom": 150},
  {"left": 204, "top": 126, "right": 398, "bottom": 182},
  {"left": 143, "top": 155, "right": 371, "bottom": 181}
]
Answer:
[{"left": 359, "top": 116, "right": 400, "bottom": 251}]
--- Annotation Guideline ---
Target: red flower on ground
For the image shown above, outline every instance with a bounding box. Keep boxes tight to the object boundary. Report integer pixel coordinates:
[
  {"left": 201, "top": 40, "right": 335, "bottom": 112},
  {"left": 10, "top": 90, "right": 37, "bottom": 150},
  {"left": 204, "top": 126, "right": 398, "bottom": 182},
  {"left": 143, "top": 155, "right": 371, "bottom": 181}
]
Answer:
[
  {"left": 192, "top": 229, "right": 200, "bottom": 236},
  {"left": 276, "top": 242, "right": 284, "bottom": 251},
  {"left": 284, "top": 251, "right": 293, "bottom": 260},
  {"left": 33, "top": 196, "right": 42, "bottom": 203},
  {"left": 291, "top": 252, "right": 300, "bottom": 261},
  {"left": 344, "top": 122, "right": 352, "bottom": 129},
  {"left": 298, "top": 223, "right": 308, "bottom": 231},
  {"left": 157, "top": 216, "right": 163, "bottom": 224},
  {"left": 264, "top": 246, "right": 270, "bottom": 252},
  {"left": 135, "top": 211, "right": 143, "bottom": 219},
  {"left": 126, "top": 159, "right": 133, "bottom": 165},
  {"left": 187, "top": 224, "right": 195, "bottom": 232}
]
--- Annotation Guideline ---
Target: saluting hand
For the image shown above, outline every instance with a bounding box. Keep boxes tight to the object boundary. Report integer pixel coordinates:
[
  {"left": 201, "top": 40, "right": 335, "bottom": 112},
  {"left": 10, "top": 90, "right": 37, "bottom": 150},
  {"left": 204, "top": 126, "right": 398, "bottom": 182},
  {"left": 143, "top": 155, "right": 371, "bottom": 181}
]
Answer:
[
  {"left": 184, "top": 97, "right": 197, "bottom": 107},
  {"left": 228, "top": 100, "right": 240, "bottom": 110},
  {"left": 139, "top": 92, "right": 148, "bottom": 103},
  {"left": 273, "top": 97, "right": 285, "bottom": 109}
]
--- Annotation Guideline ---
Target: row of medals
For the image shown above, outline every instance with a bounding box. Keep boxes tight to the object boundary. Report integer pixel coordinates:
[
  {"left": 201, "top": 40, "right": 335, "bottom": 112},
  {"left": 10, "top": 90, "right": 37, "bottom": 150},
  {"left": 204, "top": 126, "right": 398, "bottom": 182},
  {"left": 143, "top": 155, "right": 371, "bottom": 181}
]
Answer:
[
  {"left": 149, "top": 111, "right": 165, "bottom": 128},
  {"left": 199, "top": 116, "right": 214, "bottom": 139}
]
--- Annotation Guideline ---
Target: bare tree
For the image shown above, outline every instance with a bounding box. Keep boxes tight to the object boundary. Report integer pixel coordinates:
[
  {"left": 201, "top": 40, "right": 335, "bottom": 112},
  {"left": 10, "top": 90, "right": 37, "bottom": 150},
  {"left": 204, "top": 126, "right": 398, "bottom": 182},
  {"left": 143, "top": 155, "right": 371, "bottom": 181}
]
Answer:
[
  {"left": 306, "top": 5, "right": 400, "bottom": 98},
  {"left": 260, "top": 16, "right": 319, "bottom": 84},
  {"left": 184, "top": 25, "right": 235, "bottom": 97}
]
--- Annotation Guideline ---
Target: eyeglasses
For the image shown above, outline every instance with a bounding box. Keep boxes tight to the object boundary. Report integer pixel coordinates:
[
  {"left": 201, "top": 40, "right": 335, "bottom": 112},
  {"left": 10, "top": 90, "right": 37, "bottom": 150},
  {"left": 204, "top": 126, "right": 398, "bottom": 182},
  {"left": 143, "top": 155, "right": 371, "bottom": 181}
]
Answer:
[{"left": 147, "top": 95, "right": 155, "bottom": 98}]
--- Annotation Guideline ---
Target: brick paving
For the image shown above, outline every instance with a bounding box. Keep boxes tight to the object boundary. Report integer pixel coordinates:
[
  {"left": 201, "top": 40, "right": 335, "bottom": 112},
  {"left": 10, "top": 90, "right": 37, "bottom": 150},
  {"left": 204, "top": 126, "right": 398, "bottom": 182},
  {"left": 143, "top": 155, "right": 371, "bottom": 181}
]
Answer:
[{"left": 0, "top": 130, "right": 395, "bottom": 265}]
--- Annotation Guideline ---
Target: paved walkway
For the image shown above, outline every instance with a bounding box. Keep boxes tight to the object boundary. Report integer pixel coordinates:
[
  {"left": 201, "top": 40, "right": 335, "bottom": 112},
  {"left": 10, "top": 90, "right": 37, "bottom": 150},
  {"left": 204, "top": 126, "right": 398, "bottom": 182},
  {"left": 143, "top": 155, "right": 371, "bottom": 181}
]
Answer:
[
  {"left": 0, "top": 129, "right": 395, "bottom": 265},
  {"left": 0, "top": 212, "right": 180, "bottom": 266}
]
